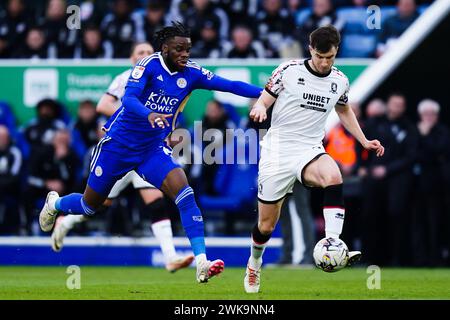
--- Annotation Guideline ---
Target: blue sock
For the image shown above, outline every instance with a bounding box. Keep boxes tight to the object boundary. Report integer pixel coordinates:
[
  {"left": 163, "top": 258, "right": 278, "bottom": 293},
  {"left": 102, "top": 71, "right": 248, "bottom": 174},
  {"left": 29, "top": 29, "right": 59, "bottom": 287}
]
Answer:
[
  {"left": 55, "top": 193, "right": 96, "bottom": 216},
  {"left": 175, "top": 186, "right": 205, "bottom": 256}
]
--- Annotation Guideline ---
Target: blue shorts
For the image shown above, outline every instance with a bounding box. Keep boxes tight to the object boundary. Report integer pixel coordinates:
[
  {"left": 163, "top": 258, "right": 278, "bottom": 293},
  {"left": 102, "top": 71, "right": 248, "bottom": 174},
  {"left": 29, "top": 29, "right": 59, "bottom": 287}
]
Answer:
[{"left": 87, "top": 136, "right": 181, "bottom": 196}]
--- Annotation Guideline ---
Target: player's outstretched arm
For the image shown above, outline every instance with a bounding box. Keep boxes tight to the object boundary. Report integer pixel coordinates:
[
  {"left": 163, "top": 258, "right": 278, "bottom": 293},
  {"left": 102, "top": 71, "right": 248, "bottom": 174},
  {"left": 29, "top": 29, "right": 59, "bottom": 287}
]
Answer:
[
  {"left": 335, "top": 103, "right": 384, "bottom": 157},
  {"left": 249, "top": 90, "right": 276, "bottom": 123},
  {"left": 198, "top": 72, "right": 262, "bottom": 98}
]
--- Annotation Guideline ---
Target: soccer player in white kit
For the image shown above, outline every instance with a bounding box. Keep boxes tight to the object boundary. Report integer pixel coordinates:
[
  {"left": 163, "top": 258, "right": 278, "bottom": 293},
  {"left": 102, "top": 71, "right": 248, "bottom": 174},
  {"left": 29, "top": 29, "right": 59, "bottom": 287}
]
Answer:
[
  {"left": 51, "top": 42, "right": 194, "bottom": 272},
  {"left": 244, "top": 26, "right": 385, "bottom": 293}
]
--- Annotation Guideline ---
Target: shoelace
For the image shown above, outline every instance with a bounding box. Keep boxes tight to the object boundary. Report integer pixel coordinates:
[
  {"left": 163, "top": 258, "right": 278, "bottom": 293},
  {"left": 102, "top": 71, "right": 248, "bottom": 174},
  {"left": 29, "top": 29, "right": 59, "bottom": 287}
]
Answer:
[{"left": 247, "top": 267, "right": 259, "bottom": 286}]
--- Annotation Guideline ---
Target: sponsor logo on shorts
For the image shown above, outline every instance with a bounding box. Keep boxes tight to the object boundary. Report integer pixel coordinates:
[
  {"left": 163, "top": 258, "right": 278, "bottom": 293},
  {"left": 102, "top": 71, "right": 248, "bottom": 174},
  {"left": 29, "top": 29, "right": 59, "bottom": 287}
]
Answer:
[
  {"left": 192, "top": 216, "right": 203, "bottom": 222},
  {"left": 258, "top": 183, "right": 263, "bottom": 195},
  {"left": 95, "top": 165, "right": 103, "bottom": 177},
  {"left": 335, "top": 213, "right": 345, "bottom": 219}
]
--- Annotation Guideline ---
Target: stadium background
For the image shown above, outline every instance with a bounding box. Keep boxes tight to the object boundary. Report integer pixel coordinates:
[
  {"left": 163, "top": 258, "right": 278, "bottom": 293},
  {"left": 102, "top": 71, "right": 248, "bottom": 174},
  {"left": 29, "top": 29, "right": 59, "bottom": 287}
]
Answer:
[{"left": 0, "top": 0, "right": 449, "bottom": 273}]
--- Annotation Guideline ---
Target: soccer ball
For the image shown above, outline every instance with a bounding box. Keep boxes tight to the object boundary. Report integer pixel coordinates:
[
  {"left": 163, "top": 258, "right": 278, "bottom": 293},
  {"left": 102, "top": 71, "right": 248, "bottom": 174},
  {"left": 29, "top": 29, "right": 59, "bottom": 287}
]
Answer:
[{"left": 313, "top": 237, "right": 349, "bottom": 272}]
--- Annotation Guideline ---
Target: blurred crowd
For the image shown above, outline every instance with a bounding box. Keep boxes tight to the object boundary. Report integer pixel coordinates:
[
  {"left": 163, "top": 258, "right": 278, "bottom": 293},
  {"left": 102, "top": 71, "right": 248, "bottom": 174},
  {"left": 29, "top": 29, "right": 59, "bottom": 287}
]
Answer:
[
  {"left": 0, "top": 0, "right": 433, "bottom": 59},
  {"left": 0, "top": 91, "right": 449, "bottom": 267}
]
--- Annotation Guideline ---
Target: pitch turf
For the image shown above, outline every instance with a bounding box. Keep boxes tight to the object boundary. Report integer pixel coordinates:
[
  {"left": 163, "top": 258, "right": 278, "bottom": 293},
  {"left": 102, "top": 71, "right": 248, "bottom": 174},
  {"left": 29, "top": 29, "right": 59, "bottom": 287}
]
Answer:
[{"left": 0, "top": 266, "right": 449, "bottom": 300}]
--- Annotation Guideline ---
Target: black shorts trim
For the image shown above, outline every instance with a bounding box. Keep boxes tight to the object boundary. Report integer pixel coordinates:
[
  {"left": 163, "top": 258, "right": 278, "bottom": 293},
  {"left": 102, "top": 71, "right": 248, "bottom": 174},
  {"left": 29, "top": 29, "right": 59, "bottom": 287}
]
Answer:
[
  {"left": 300, "top": 152, "right": 328, "bottom": 187},
  {"left": 258, "top": 192, "right": 293, "bottom": 204}
]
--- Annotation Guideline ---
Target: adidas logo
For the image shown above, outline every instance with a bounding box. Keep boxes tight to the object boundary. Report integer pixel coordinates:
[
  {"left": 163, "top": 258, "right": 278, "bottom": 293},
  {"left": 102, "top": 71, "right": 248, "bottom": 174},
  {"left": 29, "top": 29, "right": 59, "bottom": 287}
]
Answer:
[{"left": 157, "top": 75, "right": 163, "bottom": 81}]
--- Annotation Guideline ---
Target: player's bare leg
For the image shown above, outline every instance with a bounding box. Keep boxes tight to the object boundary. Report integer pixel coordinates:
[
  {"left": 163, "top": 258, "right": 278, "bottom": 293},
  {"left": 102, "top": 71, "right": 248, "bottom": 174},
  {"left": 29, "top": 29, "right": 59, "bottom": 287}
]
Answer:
[
  {"left": 302, "top": 154, "right": 361, "bottom": 266},
  {"left": 139, "top": 188, "right": 194, "bottom": 272},
  {"left": 161, "top": 168, "right": 224, "bottom": 282},
  {"left": 245, "top": 199, "right": 284, "bottom": 293}
]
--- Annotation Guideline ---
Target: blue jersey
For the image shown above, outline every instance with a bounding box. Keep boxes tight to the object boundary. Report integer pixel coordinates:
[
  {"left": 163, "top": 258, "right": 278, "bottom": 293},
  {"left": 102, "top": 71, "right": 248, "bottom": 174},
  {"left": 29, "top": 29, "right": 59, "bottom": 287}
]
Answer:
[{"left": 103, "top": 52, "right": 262, "bottom": 151}]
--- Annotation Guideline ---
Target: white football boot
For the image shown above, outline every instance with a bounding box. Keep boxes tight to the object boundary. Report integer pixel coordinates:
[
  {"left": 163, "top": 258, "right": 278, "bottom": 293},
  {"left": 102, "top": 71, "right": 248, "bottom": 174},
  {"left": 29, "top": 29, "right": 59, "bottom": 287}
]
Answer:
[
  {"left": 39, "top": 191, "right": 59, "bottom": 232},
  {"left": 244, "top": 262, "right": 261, "bottom": 293},
  {"left": 347, "top": 251, "right": 362, "bottom": 266},
  {"left": 196, "top": 259, "right": 225, "bottom": 283}
]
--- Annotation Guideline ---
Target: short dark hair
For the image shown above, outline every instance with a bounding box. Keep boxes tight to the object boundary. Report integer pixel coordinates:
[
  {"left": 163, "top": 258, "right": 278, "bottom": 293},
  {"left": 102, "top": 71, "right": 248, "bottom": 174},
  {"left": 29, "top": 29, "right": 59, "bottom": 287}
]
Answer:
[
  {"left": 155, "top": 21, "right": 190, "bottom": 51},
  {"left": 309, "top": 25, "right": 341, "bottom": 53}
]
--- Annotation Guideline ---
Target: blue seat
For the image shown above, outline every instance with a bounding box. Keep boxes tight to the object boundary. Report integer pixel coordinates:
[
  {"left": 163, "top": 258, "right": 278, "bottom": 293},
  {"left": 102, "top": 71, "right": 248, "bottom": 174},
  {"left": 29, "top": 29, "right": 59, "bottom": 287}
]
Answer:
[
  {"left": 295, "top": 8, "right": 312, "bottom": 26},
  {"left": 340, "top": 34, "right": 377, "bottom": 57},
  {"left": 380, "top": 6, "right": 397, "bottom": 24},
  {"left": 199, "top": 141, "right": 258, "bottom": 213},
  {"left": 338, "top": 7, "right": 370, "bottom": 34}
]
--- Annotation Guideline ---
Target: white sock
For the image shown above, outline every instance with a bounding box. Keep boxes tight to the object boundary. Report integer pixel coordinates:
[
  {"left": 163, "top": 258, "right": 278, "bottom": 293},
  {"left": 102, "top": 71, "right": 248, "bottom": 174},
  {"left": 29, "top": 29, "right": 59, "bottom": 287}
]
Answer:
[
  {"left": 151, "top": 219, "right": 177, "bottom": 263},
  {"left": 323, "top": 207, "right": 345, "bottom": 239},
  {"left": 249, "top": 240, "right": 266, "bottom": 269},
  {"left": 61, "top": 215, "right": 87, "bottom": 230},
  {"left": 195, "top": 253, "right": 207, "bottom": 265}
]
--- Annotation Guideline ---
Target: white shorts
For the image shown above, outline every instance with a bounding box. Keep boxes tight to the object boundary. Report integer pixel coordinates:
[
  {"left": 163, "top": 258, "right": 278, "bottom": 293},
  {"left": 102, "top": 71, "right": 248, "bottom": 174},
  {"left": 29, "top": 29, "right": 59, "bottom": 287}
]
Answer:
[
  {"left": 108, "top": 171, "right": 155, "bottom": 199},
  {"left": 257, "top": 144, "right": 327, "bottom": 203}
]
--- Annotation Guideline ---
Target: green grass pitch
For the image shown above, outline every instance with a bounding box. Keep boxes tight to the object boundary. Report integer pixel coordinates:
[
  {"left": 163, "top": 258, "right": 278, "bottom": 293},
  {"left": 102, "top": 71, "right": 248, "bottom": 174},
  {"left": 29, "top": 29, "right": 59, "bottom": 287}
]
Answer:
[{"left": 0, "top": 266, "right": 449, "bottom": 300}]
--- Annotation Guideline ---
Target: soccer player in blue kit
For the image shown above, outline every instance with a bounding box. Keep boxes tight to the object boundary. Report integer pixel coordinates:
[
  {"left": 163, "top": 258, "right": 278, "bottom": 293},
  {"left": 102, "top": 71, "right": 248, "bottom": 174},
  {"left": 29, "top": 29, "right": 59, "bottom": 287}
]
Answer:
[{"left": 38, "top": 22, "right": 262, "bottom": 283}]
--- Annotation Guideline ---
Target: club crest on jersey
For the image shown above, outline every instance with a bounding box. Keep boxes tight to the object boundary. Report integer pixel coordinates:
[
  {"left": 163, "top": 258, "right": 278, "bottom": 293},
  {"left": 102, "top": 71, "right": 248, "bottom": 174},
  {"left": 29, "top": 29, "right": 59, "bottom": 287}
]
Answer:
[
  {"left": 131, "top": 66, "right": 145, "bottom": 79},
  {"left": 177, "top": 77, "right": 187, "bottom": 88},
  {"left": 94, "top": 165, "right": 103, "bottom": 177},
  {"left": 330, "top": 82, "right": 338, "bottom": 94}
]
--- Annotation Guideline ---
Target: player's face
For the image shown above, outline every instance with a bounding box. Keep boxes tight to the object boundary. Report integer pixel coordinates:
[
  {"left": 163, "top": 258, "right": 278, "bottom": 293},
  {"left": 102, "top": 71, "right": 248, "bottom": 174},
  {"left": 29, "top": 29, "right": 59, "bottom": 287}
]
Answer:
[
  {"left": 131, "top": 43, "right": 154, "bottom": 65},
  {"left": 309, "top": 46, "right": 338, "bottom": 74},
  {"left": 162, "top": 36, "right": 192, "bottom": 71}
]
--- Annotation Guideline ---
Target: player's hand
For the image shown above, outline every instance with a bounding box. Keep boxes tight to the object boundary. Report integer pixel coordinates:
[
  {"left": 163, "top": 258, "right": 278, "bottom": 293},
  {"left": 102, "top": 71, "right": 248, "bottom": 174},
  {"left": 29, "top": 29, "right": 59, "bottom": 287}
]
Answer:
[
  {"left": 249, "top": 104, "right": 267, "bottom": 123},
  {"left": 148, "top": 113, "right": 173, "bottom": 129},
  {"left": 362, "top": 139, "right": 385, "bottom": 157}
]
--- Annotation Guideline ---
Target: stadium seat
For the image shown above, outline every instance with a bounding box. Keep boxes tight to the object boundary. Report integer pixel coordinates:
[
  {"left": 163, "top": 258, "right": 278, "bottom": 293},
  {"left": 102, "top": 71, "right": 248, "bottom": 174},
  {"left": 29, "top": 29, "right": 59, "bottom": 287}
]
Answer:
[
  {"left": 338, "top": 7, "right": 370, "bottom": 34},
  {"left": 339, "top": 34, "right": 377, "bottom": 58},
  {"left": 198, "top": 141, "right": 258, "bottom": 213},
  {"left": 295, "top": 8, "right": 312, "bottom": 26},
  {"left": 380, "top": 6, "right": 397, "bottom": 25}
]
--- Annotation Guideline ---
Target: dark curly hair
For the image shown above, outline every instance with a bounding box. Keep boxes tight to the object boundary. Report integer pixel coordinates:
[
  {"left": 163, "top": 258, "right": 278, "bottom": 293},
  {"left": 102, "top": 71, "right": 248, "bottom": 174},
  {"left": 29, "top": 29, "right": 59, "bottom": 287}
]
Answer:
[{"left": 154, "top": 21, "right": 190, "bottom": 51}]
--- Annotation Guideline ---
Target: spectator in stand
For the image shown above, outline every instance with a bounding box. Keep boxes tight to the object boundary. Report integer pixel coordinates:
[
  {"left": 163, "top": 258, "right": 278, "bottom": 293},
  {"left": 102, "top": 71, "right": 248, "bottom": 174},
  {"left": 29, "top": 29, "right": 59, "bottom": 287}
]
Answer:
[
  {"left": 70, "top": 99, "right": 103, "bottom": 162},
  {"left": 24, "top": 129, "right": 79, "bottom": 235},
  {"left": 217, "top": 0, "right": 258, "bottom": 31},
  {"left": 360, "top": 93, "right": 418, "bottom": 266},
  {"left": 365, "top": 98, "right": 387, "bottom": 119},
  {"left": 190, "top": 18, "right": 222, "bottom": 58},
  {"left": 0, "top": 125, "right": 22, "bottom": 234},
  {"left": 222, "top": 25, "right": 265, "bottom": 58},
  {"left": 197, "top": 99, "right": 235, "bottom": 195},
  {"left": 38, "top": 0, "right": 78, "bottom": 58},
  {"left": 101, "top": 0, "right": 141, "bottom": 58},
  {"left": 13, "top": 26, "right": 53, "bottom": 59},
  {"left": 74, "top": 24, "right": 113, "bottom": 59},
  {"left": 22, "top": 98, "right": 66, "bottom": 155},
  {"left": 183, "top": 0, "right": 229, "bottom": 44},
  {"left": 295, "top": 0, "right": 344, "bottom": 56},
  {"left": 0, "top": 0, "right": 35, "bottom": 58},
  {"left": 255, "top": 0, "right": 297, "bottom": 58},
  {"left": 412, "top": 99, "right": 449, "bottom": 266},
  {"left": 376, "top": 0, "right": 419, "bottom": 57},
  {"left": 141, "top": 0, "right": 167, "bottom": 49}
]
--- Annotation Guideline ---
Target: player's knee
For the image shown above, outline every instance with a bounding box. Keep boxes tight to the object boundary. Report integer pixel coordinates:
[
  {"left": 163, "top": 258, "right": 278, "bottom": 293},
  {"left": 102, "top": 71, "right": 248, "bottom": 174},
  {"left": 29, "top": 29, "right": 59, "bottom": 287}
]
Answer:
[{"left": 318, "top": 172, "right": 343, "bottom": 188}]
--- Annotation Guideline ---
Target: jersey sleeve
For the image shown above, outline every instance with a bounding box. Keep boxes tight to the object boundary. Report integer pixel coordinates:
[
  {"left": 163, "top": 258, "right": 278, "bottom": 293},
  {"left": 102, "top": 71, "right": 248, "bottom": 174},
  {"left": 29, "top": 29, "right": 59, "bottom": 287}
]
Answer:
[
  {"left": 126, "top": 57, "right": 153, "bottom": 90},
  {"left": 106, "top": 73, "right": 126, "bottom": 100},
  {"left": 265, "top": 61, "right": 291, "bottom": 98},
  {"left": 337, "top": 77, "right": 350, "bottom": 106},
  {"left": 192, "top": 63, "right": 262, "bottom": 98}
]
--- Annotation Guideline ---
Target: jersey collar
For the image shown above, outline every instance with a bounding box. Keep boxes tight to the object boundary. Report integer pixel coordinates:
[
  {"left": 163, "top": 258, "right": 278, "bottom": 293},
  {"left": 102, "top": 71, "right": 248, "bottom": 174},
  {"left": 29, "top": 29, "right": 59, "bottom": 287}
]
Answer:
[
  {"left": 304, "top": 59, "right": 332, "bottom": 78},
  {"left": 158, "top": 52, "right": 178, "bottom": 76}
]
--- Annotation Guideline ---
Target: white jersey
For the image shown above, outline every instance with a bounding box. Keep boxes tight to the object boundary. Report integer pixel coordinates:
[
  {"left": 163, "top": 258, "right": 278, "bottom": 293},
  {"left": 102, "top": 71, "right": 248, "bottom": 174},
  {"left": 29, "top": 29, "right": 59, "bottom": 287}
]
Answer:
[
  {"left": 106, "top": 68, "right": 131, "bottom": 103},
  {"left": 261, "top": 59, "right": 349, "bottom": 153}
]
